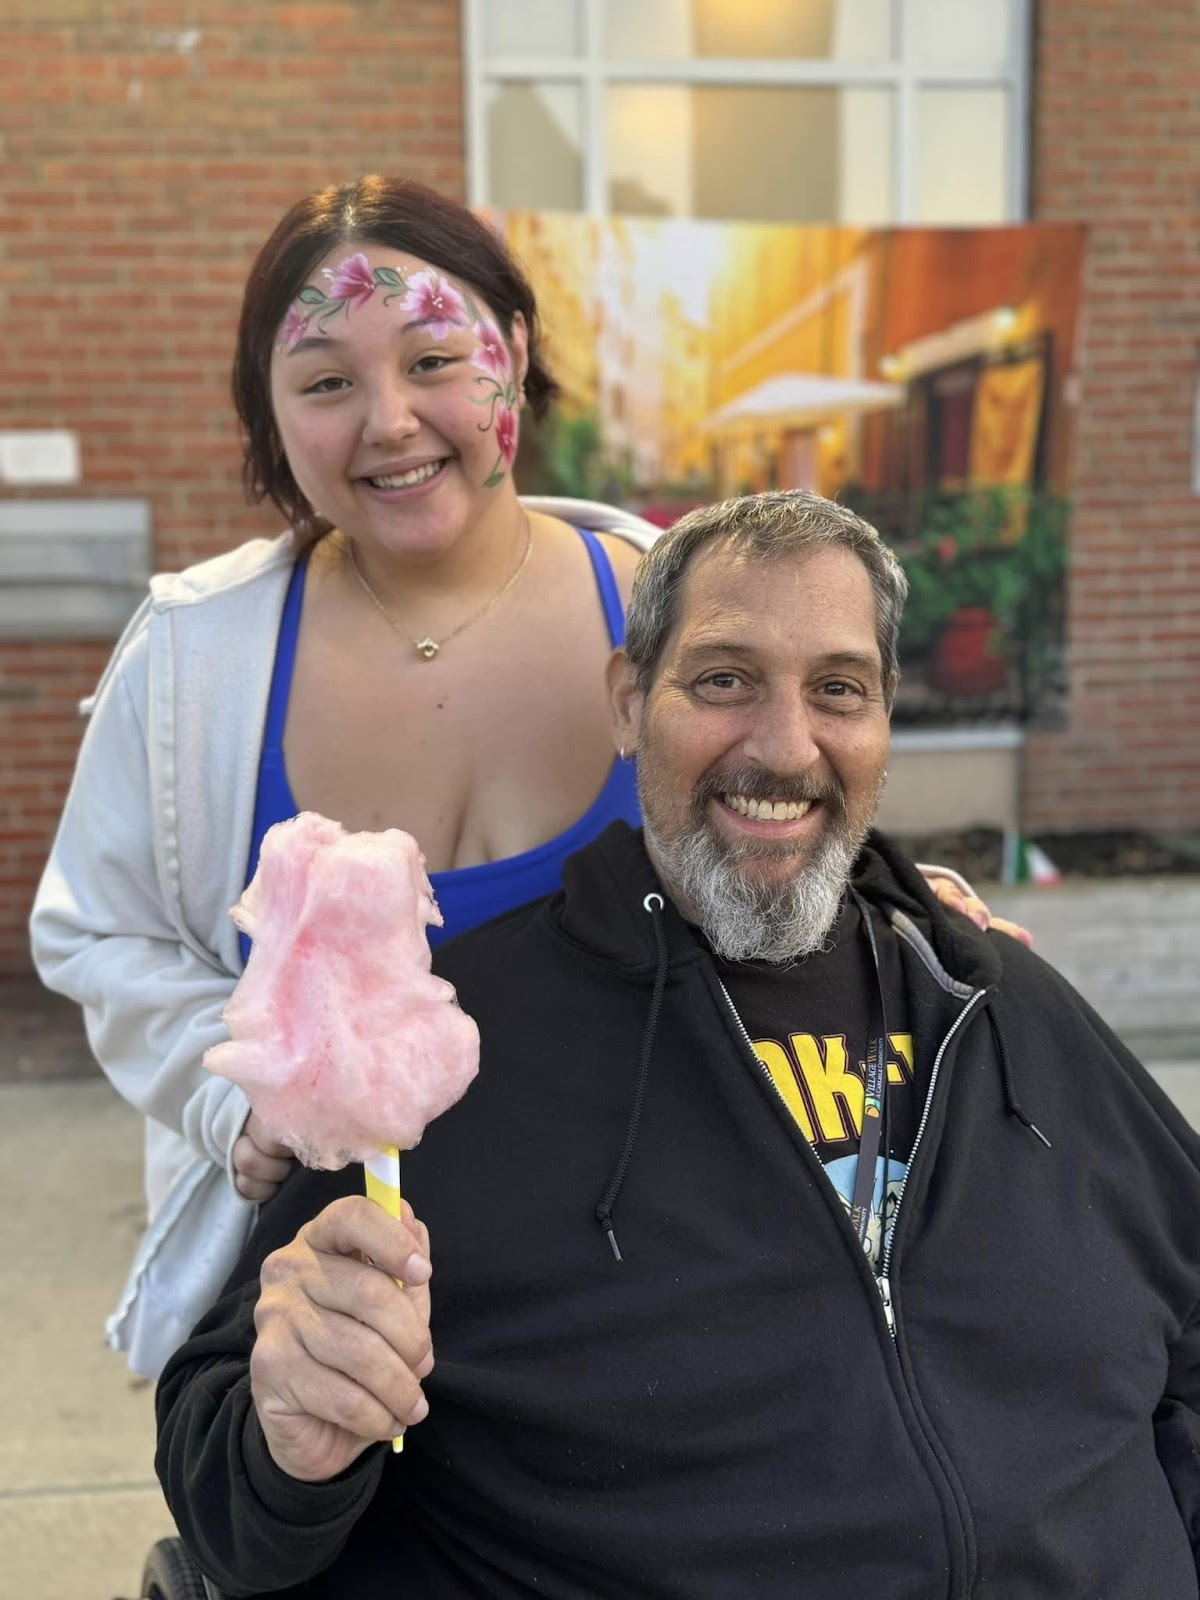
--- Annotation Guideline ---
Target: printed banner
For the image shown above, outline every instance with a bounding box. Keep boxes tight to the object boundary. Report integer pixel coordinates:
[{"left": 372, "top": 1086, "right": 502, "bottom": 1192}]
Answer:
[{"left": 489, "top": 211, "right": 1085, "bottom": 727}]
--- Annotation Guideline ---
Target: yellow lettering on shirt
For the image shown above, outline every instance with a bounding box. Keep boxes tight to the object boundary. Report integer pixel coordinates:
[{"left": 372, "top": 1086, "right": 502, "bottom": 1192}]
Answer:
[
  {"left": 750, "top": 1031, "right": 917, "bottom": 1150},
  {"left": 791, "top": 1034, "right": 863, "bottom": 1143},
  {"left": 752, "top": 1039, "right": 817, "bottom": 1143},
  {"left": 888, "top": 1032, "right": 914, "bottom": 1085}
]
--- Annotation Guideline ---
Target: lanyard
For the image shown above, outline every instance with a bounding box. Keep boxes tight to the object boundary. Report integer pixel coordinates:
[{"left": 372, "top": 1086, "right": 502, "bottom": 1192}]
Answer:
[{"left": 847, "top": 891, "right": 891, "bottom": 1256}]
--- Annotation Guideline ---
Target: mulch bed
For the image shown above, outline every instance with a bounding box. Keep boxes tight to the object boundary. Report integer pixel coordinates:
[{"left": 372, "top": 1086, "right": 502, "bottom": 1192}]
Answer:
[{"left": 893, "top": 828, "right": 1200, "bottom": 885}]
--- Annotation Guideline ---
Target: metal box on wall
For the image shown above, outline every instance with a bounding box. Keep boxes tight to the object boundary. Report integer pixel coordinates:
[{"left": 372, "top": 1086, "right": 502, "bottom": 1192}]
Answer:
[{"left": 0, "top": 499, "right": 151, "bottom": 639}]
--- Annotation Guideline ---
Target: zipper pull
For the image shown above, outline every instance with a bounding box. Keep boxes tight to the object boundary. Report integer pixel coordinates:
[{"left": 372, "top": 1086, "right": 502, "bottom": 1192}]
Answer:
[{"left": 878, "top": 1272, "right": 897, "bottom": 1338}]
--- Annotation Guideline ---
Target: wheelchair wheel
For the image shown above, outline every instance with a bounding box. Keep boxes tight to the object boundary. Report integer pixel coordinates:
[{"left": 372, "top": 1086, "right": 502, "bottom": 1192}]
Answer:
[{"left": 140, "top": 1536, "right": 211, "bottom": 1600}]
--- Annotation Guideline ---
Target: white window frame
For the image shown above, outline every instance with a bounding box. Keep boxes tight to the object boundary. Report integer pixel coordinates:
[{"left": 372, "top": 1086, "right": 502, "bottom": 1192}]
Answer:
[{"left": 463, "top": 0, "right": 1032, "bottom": 223}]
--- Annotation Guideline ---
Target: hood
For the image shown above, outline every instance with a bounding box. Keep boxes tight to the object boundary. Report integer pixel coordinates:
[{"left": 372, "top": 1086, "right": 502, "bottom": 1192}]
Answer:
[
  {"left": 554, "top": 823, "right": 1048, "bottom": 1261},
  {"left": 555, "top": 820, "right": 1004, "bottom": 995},
  {"left": 852, "top": 829, "right": 1004, "bottom": 994}
]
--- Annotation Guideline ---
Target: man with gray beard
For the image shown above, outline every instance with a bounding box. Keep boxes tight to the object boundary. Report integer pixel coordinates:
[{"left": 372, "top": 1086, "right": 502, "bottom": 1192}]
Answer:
[
  {"left": 613, "top": 491, "right": 896, "bottom": 967},
  {"left": 606, "top": 489, "right": 918, "bottom": 1263},
  {"left": 157, "top": 491, "right": 1200, "bottom": 1600}
]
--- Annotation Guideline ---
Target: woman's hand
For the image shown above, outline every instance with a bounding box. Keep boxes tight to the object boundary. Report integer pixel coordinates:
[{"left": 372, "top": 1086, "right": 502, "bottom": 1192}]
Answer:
[
  {"left": 250, "top": 1196, "right": 434, "bottom": 1483},
  {"left": 927, "top": 874, "right": 1034, "bottom": 949},
  {"left": 233, "top": 1110, "right": 296, "bottom": 1202}
]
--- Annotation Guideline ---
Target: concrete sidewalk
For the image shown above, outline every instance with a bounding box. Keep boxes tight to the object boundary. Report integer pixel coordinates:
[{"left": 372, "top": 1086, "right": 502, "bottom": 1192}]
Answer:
[
  {"left": 983, "top": 876, "right": 1200, "bottom": 1064},
  {"left": 2, "top": 874, "right": 1197, "bottom": 1596},
  {"left": 0, "top": 1081, "right": 175, "bottom": 1600},
  {"left": 6, "top": 1069, "right": 1200, "bottom": 1598}
]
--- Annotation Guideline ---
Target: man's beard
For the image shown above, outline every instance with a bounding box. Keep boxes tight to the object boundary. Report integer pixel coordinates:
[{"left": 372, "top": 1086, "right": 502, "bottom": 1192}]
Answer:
[{"left": 640, "top": 764, "right": 876, "bottom": 964}]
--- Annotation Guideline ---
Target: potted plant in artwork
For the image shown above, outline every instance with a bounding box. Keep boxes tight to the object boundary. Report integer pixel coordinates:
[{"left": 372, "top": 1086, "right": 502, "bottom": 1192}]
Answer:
[{"left": 892, "top": 488, "right": 1069, "bottom": 705}]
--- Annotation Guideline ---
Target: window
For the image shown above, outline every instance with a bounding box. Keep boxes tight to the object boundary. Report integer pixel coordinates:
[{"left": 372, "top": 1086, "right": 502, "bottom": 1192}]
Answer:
[{"left": 465, "top": 0, "right": 1031, "bottom": 224}]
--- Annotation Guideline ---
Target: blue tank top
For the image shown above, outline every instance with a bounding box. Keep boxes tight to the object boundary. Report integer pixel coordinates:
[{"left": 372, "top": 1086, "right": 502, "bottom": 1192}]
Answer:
[{"left": 241, "top": 528, "right": 640, "bottom": 959}]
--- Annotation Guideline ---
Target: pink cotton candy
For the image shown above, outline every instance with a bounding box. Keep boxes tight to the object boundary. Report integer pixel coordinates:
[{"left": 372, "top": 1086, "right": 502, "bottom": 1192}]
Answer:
[{"left": 204, "top": 812, "right": 479, "bottom": 1169}]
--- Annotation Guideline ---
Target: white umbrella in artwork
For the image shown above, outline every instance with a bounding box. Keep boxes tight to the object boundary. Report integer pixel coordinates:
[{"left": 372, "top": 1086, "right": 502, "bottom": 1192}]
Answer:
[{"left": 701, "top": 372, "right": 905, "bottom": 436}]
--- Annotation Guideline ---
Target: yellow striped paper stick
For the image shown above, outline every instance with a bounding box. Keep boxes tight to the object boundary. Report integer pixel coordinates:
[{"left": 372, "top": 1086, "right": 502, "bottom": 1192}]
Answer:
[{"left": 363, "top": 1144, "right": 405, "bottom": 1454}]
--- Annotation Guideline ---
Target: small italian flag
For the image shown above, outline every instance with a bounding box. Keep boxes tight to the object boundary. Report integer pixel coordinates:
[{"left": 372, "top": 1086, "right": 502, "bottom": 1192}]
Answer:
[{"left": 1006, "top": 836, "right": 1063, "bottom": 885}]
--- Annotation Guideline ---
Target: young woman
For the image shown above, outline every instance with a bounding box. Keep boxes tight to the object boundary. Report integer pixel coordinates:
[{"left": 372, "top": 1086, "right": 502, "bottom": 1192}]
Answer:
[{"left": 30, "top": 175, "right": 1014, "bottom": 1377}]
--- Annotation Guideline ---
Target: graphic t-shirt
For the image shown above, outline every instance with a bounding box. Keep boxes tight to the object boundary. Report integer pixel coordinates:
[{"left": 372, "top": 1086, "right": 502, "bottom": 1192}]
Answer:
[{"left": 711, "top": 896, "right": 922, "bottom": 1269}]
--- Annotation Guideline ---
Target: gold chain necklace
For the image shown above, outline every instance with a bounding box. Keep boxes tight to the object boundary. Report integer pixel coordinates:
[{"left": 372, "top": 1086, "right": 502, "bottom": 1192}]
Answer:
[{"left": 345, "top": 517, "right": 532, "bottom": 661}]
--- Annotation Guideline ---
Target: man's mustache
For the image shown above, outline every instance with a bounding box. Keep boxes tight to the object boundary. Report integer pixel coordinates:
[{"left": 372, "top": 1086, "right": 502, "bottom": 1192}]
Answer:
[{"left": 692, "top": 766, "right": 846, "bottom": 813}]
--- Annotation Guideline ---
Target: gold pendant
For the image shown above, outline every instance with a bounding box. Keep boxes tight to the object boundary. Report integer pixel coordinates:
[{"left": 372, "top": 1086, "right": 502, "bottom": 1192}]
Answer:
[{"left": 415, "top": 638, "right": 440, "bottom": 660}]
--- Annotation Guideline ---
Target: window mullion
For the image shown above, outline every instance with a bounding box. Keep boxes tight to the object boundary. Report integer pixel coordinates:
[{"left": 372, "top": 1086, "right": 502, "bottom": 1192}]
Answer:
[
  {"left": 894, "top": 0, "right": 916, "bottom": 223},
  {"left": 600, "top": 58, "right": 897, "bottom": 85},
  {"left": 462, "top": 0, "right": 486, "bottom": 208},
  {"left": 1009, "top": 0, "right": 1033, "bottom": 220},
  {"left": 466, "top": 0, "right": 1028, "bottom": 227},
  {"left": 583, "top": 0, "right": 607, "bottom": 217}
]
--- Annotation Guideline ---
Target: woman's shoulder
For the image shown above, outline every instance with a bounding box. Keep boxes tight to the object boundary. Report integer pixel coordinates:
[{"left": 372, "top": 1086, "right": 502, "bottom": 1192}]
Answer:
[
  {"left": 594, "top": 531, "right": 642, "bottom": 604},
  {"left": 521, "top": 497, "right": 659, "bottom": 607},
  {"left": 82, "top": 532, "right": 299, "bottom": 715},
  {"left": 149, "top": 531, "right": 298, "bottom": 612},
  {"left": 520, "top": 496, "right": 660, "bottom": 555}
]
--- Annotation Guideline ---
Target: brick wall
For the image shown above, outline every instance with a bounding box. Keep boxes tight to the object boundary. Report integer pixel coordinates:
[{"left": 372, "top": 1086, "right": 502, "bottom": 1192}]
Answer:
[
  {"left": 0, "top": 0, "right": 464, "bottom": 976},
  {"left": 0, "top": 639, "right": 110, "bottom": 975},
  {"left": 1025, "top": 0, "right": 1200, "bottom": 831},
  {"left": 3, "top": 0, "right": 1198, "bottom": 984}
]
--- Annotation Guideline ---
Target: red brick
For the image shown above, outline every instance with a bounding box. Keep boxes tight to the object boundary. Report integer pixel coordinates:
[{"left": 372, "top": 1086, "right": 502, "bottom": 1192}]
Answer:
[
  {"left": 1026, "top": 0, "right": 1200, "bottom": 833},
  {"left": 0, "top": 0, "right": 463, "bottom": 977}
]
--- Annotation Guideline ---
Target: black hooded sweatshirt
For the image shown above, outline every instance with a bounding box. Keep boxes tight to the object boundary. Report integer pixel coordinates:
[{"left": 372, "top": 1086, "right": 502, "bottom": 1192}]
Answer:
[{"left": 156, "top": 823, "right": 1200, "bottom": 1599}]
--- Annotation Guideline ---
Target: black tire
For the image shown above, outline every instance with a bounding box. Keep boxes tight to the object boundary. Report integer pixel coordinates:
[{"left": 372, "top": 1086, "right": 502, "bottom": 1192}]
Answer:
[{"left": 140, "top": 1536, "right": 211, "bottom": 1600}]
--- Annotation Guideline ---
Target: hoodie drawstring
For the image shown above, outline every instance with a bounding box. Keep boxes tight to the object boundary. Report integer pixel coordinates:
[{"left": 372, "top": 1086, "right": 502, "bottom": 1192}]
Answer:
[
  {"left": 595, "top": 893, "right": 668, "bottom": 1262},
  {"left": 988, "top": 1006, "right": 1052, "bottom": 1148},
  {"left": 594, "top": 894, "right": 1050, "bottom": 1263}
]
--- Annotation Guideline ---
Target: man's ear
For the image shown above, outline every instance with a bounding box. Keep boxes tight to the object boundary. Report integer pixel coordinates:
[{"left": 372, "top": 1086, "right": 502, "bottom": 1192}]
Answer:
[{"left": 607, "top": 649, "right": 643, "bottom": 756}]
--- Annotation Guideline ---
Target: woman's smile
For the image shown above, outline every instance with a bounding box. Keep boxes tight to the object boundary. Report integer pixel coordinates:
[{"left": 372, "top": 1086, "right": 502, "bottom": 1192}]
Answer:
[
  {"left": 269, "top": 243, "right": 529, "bottom": 562},
  {"left": 359, "top": 457, "right": 451, "bottom": 497}
]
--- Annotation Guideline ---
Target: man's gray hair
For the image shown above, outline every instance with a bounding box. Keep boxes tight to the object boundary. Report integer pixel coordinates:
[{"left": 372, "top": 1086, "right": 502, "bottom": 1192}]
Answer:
[{"left": 624, "top": 489, "right": 908, "bottom": 706}]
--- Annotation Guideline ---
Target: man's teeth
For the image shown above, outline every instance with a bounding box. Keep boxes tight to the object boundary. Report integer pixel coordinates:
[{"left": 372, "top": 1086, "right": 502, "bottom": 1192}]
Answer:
[
  {"left": 369, "top": 461, "right": 442, "bottom": 489},
  {"left": 723, "top": 795, "right": 813, "bottom": 821}
]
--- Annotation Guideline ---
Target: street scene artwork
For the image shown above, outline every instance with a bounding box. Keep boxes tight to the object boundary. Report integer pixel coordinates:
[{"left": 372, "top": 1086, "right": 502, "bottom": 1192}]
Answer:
[{"left": 491, "top": 210, "right": 1086, "bottom": 728}]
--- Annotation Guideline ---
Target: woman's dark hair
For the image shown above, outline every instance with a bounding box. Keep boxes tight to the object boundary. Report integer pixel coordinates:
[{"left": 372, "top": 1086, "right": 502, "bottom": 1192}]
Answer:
[{"left": 232, "top": 174, "right": 558, "bottom": 535}]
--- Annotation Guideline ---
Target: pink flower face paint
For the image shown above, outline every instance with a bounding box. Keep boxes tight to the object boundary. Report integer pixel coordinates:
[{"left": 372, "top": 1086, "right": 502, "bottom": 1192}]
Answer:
[
  {"left": 281, "top": 305, "right": 311, "bottom": 350},
  {"left": 278, "top": 253, "right": 413, "bottom": 346},
  {"left": 495, "top": 405, "right": 518, "bottom": 469},
  {"left": 470, "top": 318, "right": 512, "bottom": 383},
  {"left": 275, "top": 249, "right": 523, "bottom": 492},
  {"left": 322, "top": 251, "right": 377, "bottom": 309},
  {"left": 466, "top": 314, "right": 521, "bottom": 485},
  {"left": 399, "top": 270, "right": 470, "bottom": 340}
]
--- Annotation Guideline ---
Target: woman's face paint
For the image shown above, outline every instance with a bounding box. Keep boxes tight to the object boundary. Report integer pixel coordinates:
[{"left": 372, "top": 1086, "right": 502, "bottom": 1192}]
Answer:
[{"left": 270, "top": 246, "right": 527, "bottom": 558}]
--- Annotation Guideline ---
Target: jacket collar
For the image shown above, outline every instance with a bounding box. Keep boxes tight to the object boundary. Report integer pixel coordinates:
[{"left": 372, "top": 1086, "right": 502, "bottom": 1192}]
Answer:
[{"left": 553, "top": 820, "right": 1004, "bottom": 994}]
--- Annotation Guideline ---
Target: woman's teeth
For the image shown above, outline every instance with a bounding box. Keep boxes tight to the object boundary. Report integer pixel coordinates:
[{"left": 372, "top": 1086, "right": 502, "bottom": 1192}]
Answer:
[
  {"left": 368, "top": 461, "right": 443, "bottom": 489},
  {"left": 723, "top": 795, "right": 813, "bottom": 821}
]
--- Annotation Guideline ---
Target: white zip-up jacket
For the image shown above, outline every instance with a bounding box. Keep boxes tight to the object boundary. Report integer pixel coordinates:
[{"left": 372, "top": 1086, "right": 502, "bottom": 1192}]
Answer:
[{"left": 30, "top": 501, "right": 660, "bottom": 1378}]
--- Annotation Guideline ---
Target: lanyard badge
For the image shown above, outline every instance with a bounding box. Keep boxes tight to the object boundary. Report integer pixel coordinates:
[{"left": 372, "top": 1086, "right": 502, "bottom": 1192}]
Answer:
[{"left": 847, "top": 891, "right": 891, "bottom": 1258}]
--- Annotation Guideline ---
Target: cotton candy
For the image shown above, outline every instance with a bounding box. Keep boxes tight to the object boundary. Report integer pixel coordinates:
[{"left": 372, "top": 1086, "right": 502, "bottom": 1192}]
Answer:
[{"left": 204, "top": 812, "right": 479, "bottom": 1169}]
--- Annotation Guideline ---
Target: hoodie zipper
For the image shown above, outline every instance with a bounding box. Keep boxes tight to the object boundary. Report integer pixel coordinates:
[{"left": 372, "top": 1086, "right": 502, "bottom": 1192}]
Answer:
[
  {"left": 716, "top": 971, "right": 983, "bottom": 1599},
  {"left": 716, "top": 973, "right": 803, "bottom": 1128},
  {"left": 718, "top": 974, "right": 984, "bottom": 1336},
  {"left": 878, "top": 986, "right": 988, "bottom": 1293},
  {"left": 716, "top": 974, "right": 900, "bottom": 1334}
]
